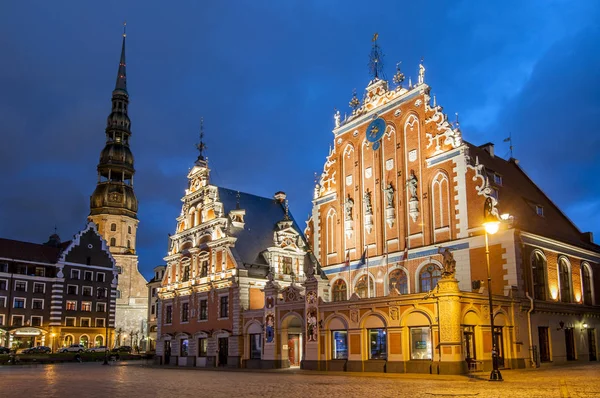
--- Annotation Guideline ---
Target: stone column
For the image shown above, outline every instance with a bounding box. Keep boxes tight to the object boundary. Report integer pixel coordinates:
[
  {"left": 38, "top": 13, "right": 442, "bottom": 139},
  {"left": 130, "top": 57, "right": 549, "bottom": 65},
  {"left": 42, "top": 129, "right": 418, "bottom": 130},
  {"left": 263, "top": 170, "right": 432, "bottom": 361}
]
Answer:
[
  {"left": 262, "top": 276, "right": 280, "bottom": 368},
  {"left": 436, "top": 277, "right": 464, "bottom": 374}
]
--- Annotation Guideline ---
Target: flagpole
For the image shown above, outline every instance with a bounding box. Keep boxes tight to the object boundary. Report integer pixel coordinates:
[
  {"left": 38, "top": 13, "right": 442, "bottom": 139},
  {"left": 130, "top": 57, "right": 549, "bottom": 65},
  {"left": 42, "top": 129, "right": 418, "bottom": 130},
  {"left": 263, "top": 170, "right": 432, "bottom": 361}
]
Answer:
[
  {"left": 347, "top": 250, "right": 351, "bottom": 299},
  {"left": 366, "top": 245, "right": 370, "bottom": 298}
]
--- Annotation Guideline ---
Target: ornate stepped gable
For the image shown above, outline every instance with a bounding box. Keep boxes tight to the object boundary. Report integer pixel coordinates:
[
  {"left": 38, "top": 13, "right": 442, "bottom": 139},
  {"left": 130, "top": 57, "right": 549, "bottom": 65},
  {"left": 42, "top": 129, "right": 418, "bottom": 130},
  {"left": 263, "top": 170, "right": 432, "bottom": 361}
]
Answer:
[{"left": 160, "top": 132, "right": 318, "bottom": 299}]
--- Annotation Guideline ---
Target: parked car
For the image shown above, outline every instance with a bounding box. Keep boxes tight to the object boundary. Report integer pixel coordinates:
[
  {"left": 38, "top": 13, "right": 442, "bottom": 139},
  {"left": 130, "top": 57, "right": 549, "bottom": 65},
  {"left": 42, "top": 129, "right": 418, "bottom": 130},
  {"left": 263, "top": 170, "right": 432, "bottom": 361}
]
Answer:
[
  {"left": 86, "top": 346, "right": 108, "bottom": 353},
  {"left": 22, "top": 346, "right": 52, "bottom": 354},
  {"left": 58, "top": 344, "right": 85, "bottom": 353},
  {"left": 0, "top": 347, "right": 11, "bottom": 354},
  {"left": 111, "top": 346, "right": 132, "bottom": 353}
]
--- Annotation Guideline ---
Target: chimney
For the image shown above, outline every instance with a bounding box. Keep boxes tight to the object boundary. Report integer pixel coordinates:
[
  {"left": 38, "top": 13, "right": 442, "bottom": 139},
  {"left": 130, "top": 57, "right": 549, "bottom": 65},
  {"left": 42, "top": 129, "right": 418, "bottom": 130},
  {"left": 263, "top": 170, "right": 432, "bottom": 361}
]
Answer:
[
  {"left": 274, "top": 191, "right": 286, "bottom": 203},
  {"left": 581, "top": 232, "right": 594, "bottom": 243},
  {"left": 479, "top": 142, "right": 495, "bottom": 158}
]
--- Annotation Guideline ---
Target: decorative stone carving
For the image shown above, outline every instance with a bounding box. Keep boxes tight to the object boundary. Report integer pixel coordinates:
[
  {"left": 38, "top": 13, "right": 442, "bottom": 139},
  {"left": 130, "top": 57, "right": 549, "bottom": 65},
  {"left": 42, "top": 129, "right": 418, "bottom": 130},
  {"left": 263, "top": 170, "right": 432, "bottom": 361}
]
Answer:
[
  {"left": 364, "top": 189, "right": 373, "bottom": 215},
  {"left": 350, "top": 309, "right": 359, "bottom": 323},
  {"left": 382, "top": 183, "right": 395, "bottom": 208},
  {"left": 439, "top": 247, "right": 457, "bottom": 279},
  {"left": 344, "top": 195, "right": 354, "bottom": 221},
  {"left": 407, "top": 170, "right": 420, "bottom": 222},
  {"left": 389, "top": 306, "right": 399, "bottom": 321}
]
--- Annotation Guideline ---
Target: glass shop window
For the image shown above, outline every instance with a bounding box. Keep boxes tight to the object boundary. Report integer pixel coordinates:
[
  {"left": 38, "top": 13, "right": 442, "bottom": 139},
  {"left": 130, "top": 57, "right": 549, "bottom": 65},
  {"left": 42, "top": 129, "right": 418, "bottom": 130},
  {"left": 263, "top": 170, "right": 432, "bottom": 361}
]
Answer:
[{"left": 332, "top": 330, "right": 348, "bottom": 359}]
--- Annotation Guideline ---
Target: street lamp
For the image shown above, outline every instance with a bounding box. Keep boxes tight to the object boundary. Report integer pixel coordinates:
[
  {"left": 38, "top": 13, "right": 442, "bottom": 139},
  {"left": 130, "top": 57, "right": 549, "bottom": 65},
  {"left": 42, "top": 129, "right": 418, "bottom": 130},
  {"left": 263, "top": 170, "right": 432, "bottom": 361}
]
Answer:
[{"left": 483, "top": 197, "right": 502, "bottom": 382}]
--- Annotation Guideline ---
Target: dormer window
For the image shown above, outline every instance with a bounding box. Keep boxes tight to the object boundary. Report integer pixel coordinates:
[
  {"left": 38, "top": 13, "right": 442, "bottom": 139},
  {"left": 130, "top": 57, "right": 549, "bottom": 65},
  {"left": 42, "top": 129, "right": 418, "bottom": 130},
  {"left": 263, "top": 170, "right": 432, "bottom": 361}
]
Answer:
[
  {"left": 536, "top": 205, "right": 544, "bottom": 217},
  {"left": 493, "top": 173, "right": 503, "bottom": 186}
]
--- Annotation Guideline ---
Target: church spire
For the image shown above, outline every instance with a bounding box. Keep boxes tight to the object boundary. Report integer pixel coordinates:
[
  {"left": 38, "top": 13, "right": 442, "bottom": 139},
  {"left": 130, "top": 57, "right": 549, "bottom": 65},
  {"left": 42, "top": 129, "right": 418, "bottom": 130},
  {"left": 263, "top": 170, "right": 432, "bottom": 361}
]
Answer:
[
  {"left": 115, "top": 22, "right": 127, "bottom": 92},
  {"left": 89, "top": 25, "right": 138, "bottom": 227}
]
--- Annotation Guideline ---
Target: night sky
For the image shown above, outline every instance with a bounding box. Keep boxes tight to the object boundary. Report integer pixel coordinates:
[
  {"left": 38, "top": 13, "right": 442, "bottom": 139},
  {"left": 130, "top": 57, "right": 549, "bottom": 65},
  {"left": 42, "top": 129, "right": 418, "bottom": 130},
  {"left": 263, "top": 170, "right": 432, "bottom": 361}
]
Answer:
[{"left": 1, "top": 1, "right": 599, "bottom": 280}]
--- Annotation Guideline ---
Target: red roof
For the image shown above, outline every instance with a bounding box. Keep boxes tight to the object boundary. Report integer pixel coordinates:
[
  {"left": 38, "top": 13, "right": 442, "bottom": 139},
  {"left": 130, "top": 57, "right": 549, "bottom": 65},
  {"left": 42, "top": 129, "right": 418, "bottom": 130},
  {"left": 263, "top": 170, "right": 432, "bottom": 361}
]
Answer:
[
  {"left": 0, "top": 238, "right": 69, "bottom": 264},
  {"left": 467, "top": 142, "right": 600, "bottom": 252}
]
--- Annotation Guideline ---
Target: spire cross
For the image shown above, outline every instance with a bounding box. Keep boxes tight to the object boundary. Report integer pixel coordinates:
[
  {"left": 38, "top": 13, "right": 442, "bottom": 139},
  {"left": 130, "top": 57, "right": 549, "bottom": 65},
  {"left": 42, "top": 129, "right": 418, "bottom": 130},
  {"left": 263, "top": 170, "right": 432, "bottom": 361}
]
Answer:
[{"left": 368, "top": 33, "right": 385, "bottom": 80}]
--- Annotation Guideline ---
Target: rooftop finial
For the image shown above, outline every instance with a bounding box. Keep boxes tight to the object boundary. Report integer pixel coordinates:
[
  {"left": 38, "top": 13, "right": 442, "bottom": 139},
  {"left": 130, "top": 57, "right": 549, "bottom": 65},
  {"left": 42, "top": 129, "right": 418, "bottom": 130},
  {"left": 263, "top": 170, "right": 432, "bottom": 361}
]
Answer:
[
  {"left": 392, "top": 61, "right": 405, "bottom": 88},
  {"left": 455, "top": 112, "right": 460, "bottom": 128},
  {"left": 284, "top": 199, "right": 290, "bottom": 221},
  {"left": 349, "top": 88, "right": 360, "bottom": 113},
  {"left": 418, "top": 57, "right": 425, "bottom": 85},
  {"left": 236, "top": 191, "right": 241, "bottom": 209},
  {"left": 196, "top": 117, "right": 207, "bottom": 160},
  {"left": 368, "top": 33, "right": 385, "bottom": 81},
  {"left": 123, "top": 21, "right": 127, "bottom": 37}
]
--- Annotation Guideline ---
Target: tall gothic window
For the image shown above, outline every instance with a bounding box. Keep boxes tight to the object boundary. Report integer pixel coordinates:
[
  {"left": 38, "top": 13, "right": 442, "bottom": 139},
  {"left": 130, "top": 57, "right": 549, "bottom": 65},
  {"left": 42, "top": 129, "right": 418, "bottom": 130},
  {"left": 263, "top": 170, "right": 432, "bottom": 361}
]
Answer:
[
  {"left": 326, "top": 209, "right": 336, "bottom": 255},
  {"left": 531, "top": 251, "right": 547, "bottom": 300},
  {"left": 420, "top": 264, "right": 441, "bottom": 293},
  {"left": 388, "top": 269, "right": 408, "bottom": 295},
  {"left": 355, "top": 275, "right": 374, "bottom": 299},
  {"left": 559, "top": 258, "right": 572, "bottom": 303},
  {"left": 332, "top": 279, "right": 347, "bottom": 302},
  {"left": 582, "top": 263, "right": 593, "bottom": 305}
]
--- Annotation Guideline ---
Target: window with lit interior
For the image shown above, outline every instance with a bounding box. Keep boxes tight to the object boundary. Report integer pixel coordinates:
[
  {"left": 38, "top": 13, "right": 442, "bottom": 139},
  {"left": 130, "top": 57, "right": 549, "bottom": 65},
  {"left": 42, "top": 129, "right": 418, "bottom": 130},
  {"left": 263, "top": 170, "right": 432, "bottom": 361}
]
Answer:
[
  {"left": 332, "top": 279, "right": 347, "bottom": 302},
  {"left": 388, "top": 269, "right": 408, "bottom": 295},
  {"left": 410, "top": 327, "right": 432, "bottom": 360},
  {"left": 332, "top": 330, "right": 348, "bottom": 359}
]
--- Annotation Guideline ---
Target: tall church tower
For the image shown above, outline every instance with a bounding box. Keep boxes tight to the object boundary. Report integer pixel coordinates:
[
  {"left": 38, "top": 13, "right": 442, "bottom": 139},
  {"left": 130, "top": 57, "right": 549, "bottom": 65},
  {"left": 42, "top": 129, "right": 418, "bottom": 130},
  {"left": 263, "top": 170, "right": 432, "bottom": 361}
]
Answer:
[{"left": 88, "top": 27, "right": 148, "bottom": 348}]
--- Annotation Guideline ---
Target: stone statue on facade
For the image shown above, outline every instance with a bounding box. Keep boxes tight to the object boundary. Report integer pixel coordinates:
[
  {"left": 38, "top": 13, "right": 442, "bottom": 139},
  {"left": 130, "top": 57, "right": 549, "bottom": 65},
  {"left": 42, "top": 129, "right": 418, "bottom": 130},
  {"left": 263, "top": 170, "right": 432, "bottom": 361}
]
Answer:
[
  {"left": 334, "top": 109, "right": 341, "bottom": 128},
  {"left": 344, "top": 195, "right": 354, "bottom": 221},
  {"left": 382, "top": 182, "right": 395, "bottom": 208},
  {"left": 438, "top": 247, "right": 456, "bottom": 279},
  {"left": 408, "top": 170, "right": 418, "bottom": 199},
  {"left": 418, "top": 59, "right": 426, "bottom": 85},
  {"left": 364, "top": 189, "right": 373, "bottom": 215}
]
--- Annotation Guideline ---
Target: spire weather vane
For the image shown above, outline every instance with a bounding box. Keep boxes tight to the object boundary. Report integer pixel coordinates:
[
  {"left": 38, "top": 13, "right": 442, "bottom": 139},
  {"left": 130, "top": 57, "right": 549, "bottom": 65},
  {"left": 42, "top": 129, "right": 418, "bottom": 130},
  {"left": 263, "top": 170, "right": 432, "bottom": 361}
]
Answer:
[
  {"left": 368, "top": 33, "right": 385, "bottom": 80},
  {"left": 196, "top": 117, "right": 207, "bottom": 160}
]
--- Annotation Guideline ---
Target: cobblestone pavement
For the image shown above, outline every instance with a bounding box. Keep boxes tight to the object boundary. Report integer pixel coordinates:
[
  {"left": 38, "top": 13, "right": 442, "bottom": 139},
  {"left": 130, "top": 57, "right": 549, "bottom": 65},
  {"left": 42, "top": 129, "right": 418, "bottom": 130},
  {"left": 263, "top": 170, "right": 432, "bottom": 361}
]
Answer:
[{"left": 1, "top": 362, "right": 599, "bottom": 398}]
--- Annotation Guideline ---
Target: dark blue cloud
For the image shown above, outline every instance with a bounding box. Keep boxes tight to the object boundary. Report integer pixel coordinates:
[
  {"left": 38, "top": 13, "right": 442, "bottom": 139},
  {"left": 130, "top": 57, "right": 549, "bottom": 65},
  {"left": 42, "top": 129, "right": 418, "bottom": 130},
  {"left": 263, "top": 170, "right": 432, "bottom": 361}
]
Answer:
[{"left": 0, "top": 0, "right": 598, "bottom": 278}]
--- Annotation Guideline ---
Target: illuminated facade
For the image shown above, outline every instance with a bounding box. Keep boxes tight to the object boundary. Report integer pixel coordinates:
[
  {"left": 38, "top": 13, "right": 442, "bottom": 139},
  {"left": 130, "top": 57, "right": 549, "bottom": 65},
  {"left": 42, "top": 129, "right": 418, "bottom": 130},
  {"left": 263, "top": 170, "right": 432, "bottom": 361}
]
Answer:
[
  {"left": 240, "top": 40, "right": 600, "bottom": 373},
  {"left": 155, "top": 139, "right": 323, "bottom": 367},
  {"left": 88, "top": 29, "right": 148, "bottom": 346},
  {"left": 0, "top": 223, "right": 117, "bottom": 352}
]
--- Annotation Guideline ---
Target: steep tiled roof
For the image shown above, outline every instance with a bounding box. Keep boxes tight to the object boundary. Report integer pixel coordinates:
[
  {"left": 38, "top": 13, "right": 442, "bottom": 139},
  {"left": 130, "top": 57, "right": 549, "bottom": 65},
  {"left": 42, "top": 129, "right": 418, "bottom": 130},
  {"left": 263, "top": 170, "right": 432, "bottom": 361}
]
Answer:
[
  {"left": 467, "top": 142, "right": 599, "bottom": 251},
  {"left": 0, "top": 238, "right": 67, "bottom": 264}
]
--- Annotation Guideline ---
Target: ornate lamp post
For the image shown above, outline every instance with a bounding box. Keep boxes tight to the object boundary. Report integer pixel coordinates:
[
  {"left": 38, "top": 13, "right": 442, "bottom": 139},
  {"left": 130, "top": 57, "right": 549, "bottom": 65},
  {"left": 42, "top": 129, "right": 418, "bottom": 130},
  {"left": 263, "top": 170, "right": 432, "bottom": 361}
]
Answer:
[{"left": 482, "top": 197, "right": 502, "bottom": 382}]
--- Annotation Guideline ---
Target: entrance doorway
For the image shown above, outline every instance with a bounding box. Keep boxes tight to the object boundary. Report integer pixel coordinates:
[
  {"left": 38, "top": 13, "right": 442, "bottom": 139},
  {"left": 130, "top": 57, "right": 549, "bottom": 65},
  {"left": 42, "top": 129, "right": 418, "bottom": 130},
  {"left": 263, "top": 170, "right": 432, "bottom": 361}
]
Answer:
[
  {"left": 565, "top": 328, "right": 576, "bottom": 360},
  {"left": 288, "top": 334, "right": 300, "bottom": 366},
  {"left": 538, "top": 327, "right": 550, "bottom": 362},
  {"left": 463, "top": 326, "right": 476, "bottom": 361},
  {"left": 164, "top": 341, "right": 171, "bottom": 365},
  {"left": 218, "top": 337, "right": 228, "bottom": 366},
  {"left": 588, "top": 329, "right": 597, "bottom": 361},
  {"left": 493, "top": 327, "right": 505, "bottom": 368}
]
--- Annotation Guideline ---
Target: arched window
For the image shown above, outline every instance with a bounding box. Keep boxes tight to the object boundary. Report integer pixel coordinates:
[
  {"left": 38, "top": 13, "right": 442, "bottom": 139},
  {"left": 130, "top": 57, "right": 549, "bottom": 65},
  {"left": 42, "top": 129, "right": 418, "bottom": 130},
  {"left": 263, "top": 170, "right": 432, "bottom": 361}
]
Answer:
[
  {"left": 116, "top": 289, "right": 121, "bottom": 299},
  {"left": 128, "top": 226, "right": 132, "bottom": 234},
  {"left": 110, "top": 237, "right": 116, "bottom": 246},
  {"left": 431, "top": 172, "right": 450, "bottom": 233},
  {"left": 419, "top": 264, "right": 442, "bottom": 293},
  {"left": 326, "top": 209, "right": 336, "bottom": 255},
  {"left": 110, "top": 223, "right": 117, "bottom": 232},
  {"left": 95, "top": 335, "right": 104, "bottom": 347},
  {"left": 559, "top": 258, "right": 572, "bottom": 303},
  {"left": 332, "top": 279, "right": 347, "bottom": 302},
  {"left": 355, "top": 275, "right": 374, "bottom": 299},
  {"left": 80, "top": 335, "right": 89, "bottom": 348},
  {"left": 64, "top": 335, "right": 74, "bottom": 347},
  {"left": 531, "top": 251, "right": 547, "bottom": 300},
  {"left": 389, "top": 269, "right": 408, "bottom": 295},
  {"left": 127, "top": 240, "right": 131, "bottom": 249},
  {"left": 582, "top": 263, "right": 593, "bottom": 305}
]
